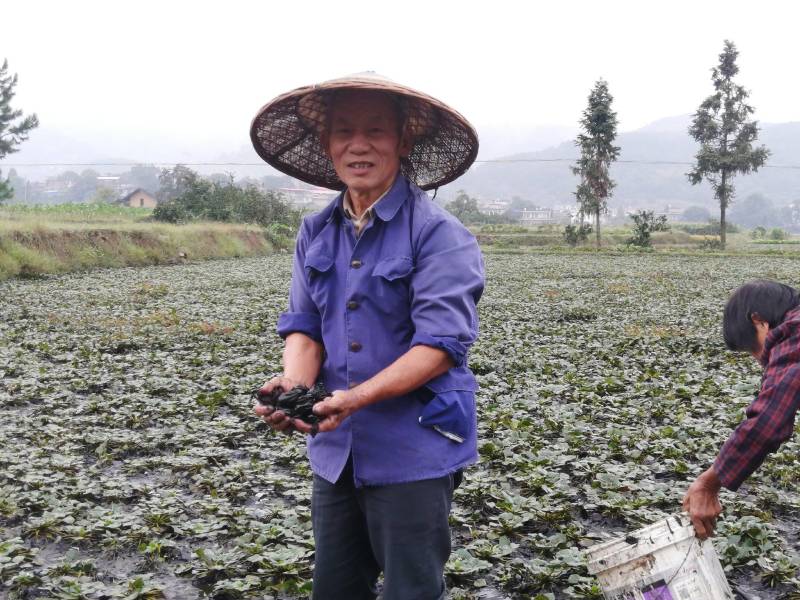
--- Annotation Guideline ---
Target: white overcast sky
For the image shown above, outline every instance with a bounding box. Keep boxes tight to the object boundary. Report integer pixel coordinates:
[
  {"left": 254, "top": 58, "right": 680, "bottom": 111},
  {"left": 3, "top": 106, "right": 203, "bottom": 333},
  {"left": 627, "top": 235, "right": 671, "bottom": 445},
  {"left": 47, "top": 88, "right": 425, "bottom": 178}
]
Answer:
[{"left": 4, "top": 0, "right": 800, "bottom": 152}]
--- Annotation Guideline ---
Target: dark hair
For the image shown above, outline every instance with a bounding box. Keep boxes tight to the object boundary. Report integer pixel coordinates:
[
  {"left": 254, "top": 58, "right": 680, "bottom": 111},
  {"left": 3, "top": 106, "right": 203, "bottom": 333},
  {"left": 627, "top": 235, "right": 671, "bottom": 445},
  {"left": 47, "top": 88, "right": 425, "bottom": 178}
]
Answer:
[
  {"left": 723, "top": 279, "right": 800, "bottom": 351},
  {"left": 323, "top": 89, "right": 408, "bottom": 138}
]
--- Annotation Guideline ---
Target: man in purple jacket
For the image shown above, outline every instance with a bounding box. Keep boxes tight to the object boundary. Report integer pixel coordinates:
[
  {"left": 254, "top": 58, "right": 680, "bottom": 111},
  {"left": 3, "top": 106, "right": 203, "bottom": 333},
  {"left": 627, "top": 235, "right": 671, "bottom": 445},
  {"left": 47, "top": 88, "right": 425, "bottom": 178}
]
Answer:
[
  {"left": 684, "top": 280, "right": 800, "bottom": 539},
  {"left": 250, "top": 74, "right": 484, "bottom": 599}
]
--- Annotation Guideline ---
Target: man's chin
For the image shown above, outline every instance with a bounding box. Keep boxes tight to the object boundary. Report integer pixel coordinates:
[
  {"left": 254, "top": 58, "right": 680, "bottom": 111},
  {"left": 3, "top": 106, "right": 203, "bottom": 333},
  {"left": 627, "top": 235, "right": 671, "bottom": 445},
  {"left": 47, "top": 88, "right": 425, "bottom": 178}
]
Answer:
[{"left": 343, "top": 180, "right": 378, "bottom": 196}]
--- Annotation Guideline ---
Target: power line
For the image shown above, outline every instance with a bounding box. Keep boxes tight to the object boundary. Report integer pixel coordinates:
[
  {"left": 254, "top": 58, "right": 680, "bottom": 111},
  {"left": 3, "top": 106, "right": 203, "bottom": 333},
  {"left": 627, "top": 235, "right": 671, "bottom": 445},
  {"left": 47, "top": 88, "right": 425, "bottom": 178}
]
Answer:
[
  {"left": 1, "top": 159, "right": 800, "bottom": 170},
  {"left": 477, "top": 159, "right": 800, "bottom": 170}
]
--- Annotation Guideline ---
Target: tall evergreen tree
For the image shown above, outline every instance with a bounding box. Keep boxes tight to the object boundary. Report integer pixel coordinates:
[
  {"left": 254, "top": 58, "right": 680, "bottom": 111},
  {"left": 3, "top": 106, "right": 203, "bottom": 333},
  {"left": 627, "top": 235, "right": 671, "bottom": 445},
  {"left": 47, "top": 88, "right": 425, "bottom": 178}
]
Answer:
[
  {"left": 0, "top": 59, "right": 39, "bottom": 202},
  {"left": 572, "top": 79, "right": 620, "bottom": 248},
  {"left": 688, "top": 40, "right": 769, "bottom": 249}
]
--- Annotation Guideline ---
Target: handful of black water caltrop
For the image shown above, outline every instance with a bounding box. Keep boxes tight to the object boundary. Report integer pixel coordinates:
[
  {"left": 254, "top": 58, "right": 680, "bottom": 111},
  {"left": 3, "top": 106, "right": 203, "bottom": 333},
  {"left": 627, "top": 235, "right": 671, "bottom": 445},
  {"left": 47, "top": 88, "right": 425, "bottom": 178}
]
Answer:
[{"left": 253, "top": 383, "right": 329, "bottom": 436}]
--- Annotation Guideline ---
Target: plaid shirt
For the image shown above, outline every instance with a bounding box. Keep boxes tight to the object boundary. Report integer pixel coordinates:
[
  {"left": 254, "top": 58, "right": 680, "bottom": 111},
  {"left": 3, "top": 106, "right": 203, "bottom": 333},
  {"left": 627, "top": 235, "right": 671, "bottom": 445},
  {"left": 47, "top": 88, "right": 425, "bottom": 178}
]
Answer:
[{"left": 714, "top": 306, "right": 800, "bottom": 490}]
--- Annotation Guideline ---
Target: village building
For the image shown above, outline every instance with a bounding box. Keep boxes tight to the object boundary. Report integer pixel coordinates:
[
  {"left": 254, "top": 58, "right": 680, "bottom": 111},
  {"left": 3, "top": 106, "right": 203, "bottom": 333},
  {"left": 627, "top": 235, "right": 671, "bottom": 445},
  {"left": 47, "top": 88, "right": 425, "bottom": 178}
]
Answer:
[
  {"left": 278, "top": 185, "right": 338, "bottom": 211},
  {"left": 118, "top": 188, "right": 158, "bottom": 208},
  {"left": 656, "top": 204, "right": 686, "bottom": 221},
  {"left": 479, "top": 199, "right": 510, "bottom": 216},
  {"left": 520, "top": 207, "right": 573, "bottom": 225},
  {"left": 96, "top": 175, "right": 120, "bottom": 186},
  {"left": 42, "top": 175, "right": 75, "bottom": 196}
]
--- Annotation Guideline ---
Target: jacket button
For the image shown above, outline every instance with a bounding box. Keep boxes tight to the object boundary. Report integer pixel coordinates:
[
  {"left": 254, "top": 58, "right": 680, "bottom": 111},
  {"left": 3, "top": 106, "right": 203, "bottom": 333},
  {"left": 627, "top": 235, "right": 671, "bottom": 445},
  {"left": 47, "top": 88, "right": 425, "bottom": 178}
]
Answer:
[
  {"left": 347, "top": 300, "right": 359, "bottom": 310},
  {"left": 351, "top": 259, "right": 362, "bottom": 268},
  {"left": 350, "top": 341, "right": 362, "bottom": 352}
]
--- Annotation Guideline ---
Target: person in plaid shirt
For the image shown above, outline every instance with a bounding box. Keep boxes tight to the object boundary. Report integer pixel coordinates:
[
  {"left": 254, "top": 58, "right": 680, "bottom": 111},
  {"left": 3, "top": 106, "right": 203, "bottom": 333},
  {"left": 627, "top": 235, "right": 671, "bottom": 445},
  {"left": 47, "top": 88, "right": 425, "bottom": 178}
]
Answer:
[{"left": 684, "top": 279, "right": 800, "bottom": 538}]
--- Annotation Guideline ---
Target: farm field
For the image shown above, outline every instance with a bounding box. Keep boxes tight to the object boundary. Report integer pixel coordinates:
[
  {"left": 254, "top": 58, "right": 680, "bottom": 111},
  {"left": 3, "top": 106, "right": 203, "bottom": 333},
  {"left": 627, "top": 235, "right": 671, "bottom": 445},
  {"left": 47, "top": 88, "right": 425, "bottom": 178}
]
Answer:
[{"left": 1, "top": 253, "right": 799, "bottom": 599}]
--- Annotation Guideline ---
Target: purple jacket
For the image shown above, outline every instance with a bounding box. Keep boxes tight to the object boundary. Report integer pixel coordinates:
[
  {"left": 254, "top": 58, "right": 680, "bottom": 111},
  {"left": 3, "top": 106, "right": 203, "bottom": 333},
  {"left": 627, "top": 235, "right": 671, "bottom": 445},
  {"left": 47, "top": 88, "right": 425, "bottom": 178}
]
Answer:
[{"left": 277, "top": 174, "right": 485, "bottom": 486}]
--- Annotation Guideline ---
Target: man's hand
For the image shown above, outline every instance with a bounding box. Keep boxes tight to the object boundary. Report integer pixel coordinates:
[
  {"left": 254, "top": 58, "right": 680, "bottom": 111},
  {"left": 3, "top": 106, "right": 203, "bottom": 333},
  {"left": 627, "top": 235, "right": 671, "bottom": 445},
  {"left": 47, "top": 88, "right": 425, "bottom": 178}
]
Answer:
[
  {"left": 253, "top": 375, "right": 307, "bottom": 434},
  {"left": 292, "top": 389, "right": 360, "bottom": 435},
  {"left": 683, "top": 467, "right": 723, "bottom": 540}
]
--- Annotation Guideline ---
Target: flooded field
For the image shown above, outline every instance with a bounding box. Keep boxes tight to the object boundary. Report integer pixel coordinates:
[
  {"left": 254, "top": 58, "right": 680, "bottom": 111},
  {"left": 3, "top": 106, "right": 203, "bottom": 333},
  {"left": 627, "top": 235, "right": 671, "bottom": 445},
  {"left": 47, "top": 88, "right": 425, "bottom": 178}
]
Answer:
[{"left": 1, "top": 253, "right": 798, "bottom": 598}]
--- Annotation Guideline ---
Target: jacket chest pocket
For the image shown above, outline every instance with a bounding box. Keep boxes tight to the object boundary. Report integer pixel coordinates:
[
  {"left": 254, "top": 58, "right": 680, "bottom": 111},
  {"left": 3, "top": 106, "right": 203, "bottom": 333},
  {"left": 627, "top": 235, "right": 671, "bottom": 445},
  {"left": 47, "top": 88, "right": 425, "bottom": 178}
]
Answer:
[
  {"left": 371, "top": 257, "right": 414, "bottom": 314},
  {"left": 304, "top": 250, "right": 335, "bottom": 309}
]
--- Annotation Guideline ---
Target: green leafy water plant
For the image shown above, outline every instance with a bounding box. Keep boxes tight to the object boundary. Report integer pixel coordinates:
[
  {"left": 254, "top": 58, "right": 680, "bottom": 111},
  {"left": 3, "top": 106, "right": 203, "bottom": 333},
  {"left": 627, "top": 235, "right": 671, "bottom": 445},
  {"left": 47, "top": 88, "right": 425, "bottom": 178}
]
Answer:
[{"left": 1, "top": 253, "right": 799, "bottom": 598}]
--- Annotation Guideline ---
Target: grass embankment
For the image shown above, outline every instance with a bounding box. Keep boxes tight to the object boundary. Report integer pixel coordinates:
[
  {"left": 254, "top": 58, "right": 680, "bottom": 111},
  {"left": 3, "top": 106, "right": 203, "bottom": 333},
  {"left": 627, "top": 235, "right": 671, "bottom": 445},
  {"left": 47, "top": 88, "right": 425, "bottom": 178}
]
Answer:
[{"left": 0, "top": 204, "right": 284, "bottom": 280}]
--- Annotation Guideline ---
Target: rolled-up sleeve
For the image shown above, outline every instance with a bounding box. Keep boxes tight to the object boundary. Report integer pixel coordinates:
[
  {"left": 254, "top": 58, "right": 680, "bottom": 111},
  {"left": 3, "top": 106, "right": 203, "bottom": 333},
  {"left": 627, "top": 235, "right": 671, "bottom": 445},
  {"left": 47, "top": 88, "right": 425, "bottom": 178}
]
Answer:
[
  {"left": 276, "top": 221, "right": 322, "bottom": 342},
  {"left": 409, "top": 217, "right": 485, "bottom": 366}
]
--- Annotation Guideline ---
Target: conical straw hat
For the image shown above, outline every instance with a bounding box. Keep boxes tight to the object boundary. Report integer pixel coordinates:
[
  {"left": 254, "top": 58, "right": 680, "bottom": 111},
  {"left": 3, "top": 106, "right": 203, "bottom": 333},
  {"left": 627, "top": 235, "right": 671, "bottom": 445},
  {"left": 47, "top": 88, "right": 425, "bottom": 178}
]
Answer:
[{"left": 250, "top": 72, "right": 479, "bottom": 191}]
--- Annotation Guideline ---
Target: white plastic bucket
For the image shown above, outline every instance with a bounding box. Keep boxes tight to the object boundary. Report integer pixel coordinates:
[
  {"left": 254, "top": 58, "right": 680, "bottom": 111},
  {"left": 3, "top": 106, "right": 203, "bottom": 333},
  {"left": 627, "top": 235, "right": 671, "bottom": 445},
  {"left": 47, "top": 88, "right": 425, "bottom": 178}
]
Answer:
[{"left": 585, "top": 514, "right": 734, "bottom": 600}]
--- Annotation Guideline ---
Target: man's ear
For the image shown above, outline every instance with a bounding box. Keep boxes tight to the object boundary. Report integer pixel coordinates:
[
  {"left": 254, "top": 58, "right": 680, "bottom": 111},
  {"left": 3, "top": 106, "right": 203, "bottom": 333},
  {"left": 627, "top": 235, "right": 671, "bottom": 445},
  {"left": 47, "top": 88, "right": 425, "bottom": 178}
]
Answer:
[
  {"left": 320, "top": 132, "right": 331, "bottom": 158},
  {"left": 398, "top": 128, "right": 413, "bottom": 158},
  {"left": 750, "top": 313, "right": 769, "bottom": 330}
]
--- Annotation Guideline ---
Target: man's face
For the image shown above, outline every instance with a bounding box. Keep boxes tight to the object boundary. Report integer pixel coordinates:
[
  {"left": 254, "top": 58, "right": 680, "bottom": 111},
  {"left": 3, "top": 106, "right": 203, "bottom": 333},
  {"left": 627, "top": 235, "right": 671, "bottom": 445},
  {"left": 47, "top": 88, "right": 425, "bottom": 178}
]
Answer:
[{"left": 325, "top": 91, "right": 411, "bottom": 202}]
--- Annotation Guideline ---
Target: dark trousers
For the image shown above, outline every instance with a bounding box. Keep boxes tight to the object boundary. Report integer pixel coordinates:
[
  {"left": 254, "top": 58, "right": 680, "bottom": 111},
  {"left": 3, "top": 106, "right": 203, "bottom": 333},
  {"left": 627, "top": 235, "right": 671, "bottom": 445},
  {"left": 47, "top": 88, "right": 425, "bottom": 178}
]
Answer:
[{"left": 311, "top": 459, "right": 457, "bottom": 600}]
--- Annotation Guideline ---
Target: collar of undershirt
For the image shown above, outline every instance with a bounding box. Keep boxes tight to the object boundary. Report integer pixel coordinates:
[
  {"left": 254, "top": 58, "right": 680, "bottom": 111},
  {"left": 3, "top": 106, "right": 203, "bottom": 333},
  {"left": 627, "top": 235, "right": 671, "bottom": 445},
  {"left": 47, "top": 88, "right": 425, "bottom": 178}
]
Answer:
[{"left": 342, "top": 183, "right": 394, "bottom": 233}]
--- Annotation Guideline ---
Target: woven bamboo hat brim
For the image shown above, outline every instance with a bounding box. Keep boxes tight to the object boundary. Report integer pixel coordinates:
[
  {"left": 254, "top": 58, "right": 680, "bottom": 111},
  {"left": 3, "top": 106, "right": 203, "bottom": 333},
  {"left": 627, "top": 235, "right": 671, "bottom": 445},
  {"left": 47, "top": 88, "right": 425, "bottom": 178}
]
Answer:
[{"left": 250, "top": 73, "right": 479, "bottom": 191}]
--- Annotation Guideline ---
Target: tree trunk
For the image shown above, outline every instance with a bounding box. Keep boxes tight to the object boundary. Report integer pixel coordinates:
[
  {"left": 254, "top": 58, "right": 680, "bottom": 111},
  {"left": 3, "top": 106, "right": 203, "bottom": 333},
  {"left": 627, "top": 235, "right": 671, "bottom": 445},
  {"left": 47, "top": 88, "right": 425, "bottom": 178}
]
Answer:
[
  {"left": 595, "top": 210, "right": 601, "bottom": 249},
  {"left": 720, "top": 171, "right": 727, "bottom": 249}
]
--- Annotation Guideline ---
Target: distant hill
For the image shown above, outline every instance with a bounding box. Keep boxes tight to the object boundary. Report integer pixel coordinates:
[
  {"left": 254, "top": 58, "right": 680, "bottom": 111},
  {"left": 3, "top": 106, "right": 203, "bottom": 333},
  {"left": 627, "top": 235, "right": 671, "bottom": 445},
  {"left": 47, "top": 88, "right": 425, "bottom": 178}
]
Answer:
[
  {"left": 444, "top": 116, "right": 800, "bottom": 208},
  {"left": 5, "top": 119, "right": 799, "bottom": 211},
  {"left": 2, "top": 124, "right": 578, "bottom": 183},
  {"left": 0, "top": 127, "right": 277, "bottom": 182},
  {"left": 475, "top": 124, "right": 578, "bottom": 160},
  {"left": 0, "top": 128, "right": 117, "bottom": 181}
]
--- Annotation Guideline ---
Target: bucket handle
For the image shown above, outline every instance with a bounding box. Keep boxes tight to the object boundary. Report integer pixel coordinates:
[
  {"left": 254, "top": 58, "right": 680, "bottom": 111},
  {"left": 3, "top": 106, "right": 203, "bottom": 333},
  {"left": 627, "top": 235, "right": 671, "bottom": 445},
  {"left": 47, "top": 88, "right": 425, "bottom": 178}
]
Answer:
[{"left": 647, "top": 517, "right": 696, "bottom": 600}]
